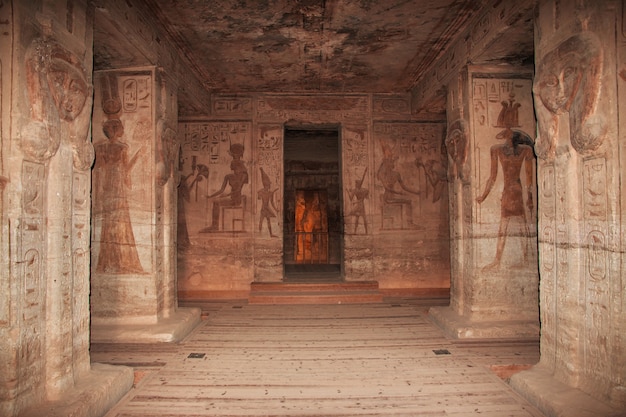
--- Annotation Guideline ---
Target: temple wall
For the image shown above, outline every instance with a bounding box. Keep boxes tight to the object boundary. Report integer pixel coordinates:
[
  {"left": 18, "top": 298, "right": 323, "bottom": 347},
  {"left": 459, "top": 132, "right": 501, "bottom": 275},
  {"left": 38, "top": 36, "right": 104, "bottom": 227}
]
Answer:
[
  {"left": 177, "top": 94, "right": 451, "bottom": 299},
  {"left": 0, "top": 1, "right": 132, "bottom": 416},
  {"left": 510, "top": 0, "right": 626, "bottom": 414}
]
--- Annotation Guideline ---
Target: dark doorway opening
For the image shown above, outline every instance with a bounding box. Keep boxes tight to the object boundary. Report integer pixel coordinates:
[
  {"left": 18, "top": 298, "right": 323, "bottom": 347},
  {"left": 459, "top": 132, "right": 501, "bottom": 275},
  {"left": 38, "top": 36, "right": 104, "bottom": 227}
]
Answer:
[{"left": 283, "top": 127, "right": 343, "bottom": 281}]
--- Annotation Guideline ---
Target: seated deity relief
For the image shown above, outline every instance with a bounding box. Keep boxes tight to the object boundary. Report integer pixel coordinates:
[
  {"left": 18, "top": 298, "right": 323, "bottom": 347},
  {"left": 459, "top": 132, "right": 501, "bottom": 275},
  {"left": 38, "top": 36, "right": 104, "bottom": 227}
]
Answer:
[{"left": 534, "top": 31, "right": 605, "bottom": 158}]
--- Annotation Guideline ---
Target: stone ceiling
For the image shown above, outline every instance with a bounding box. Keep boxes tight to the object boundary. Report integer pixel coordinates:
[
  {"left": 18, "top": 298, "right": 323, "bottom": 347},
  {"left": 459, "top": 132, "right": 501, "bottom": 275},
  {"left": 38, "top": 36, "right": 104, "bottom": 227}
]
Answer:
[{"left": 94, "top": 0, "right": 534, "bottom": 110}]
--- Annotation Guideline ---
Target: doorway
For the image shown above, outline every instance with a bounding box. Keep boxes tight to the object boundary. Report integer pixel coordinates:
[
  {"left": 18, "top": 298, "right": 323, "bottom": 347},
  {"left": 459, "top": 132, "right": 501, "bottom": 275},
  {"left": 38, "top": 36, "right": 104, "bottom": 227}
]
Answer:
[{"left": 283, "top": 127, "right": 343, "bottom": 281}]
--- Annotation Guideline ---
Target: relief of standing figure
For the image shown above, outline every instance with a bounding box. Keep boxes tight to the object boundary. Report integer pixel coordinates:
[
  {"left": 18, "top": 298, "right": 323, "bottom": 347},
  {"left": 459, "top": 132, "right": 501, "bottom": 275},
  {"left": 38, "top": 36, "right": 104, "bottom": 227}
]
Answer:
[
  {"left": 94, "top": 118, "right": 144, "bottom": 273},
  {"left": 347, "top": 168, "right": 369, "bottom": 234},
  {"left": 477, "top": 96, "right": 535, "bottom": 271},
  {"left": 258, "top": 167, "right": 278, "bottom": 237}
]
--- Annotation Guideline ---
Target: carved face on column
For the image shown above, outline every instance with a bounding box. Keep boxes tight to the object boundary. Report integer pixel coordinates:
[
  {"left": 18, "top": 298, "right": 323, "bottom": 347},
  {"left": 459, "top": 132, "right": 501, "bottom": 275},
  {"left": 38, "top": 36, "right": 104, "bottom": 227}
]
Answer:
[
  {"left": 536, "top": 51, "right": 583, "bottom": 115},
  {"left": 533, "top": 32, "right": 604, "bottom": 157},
  {"left": 445, "top": 119, "right": 468, "bottom": 182},
  {"left": 47, "top": 57, "right": 89, "bottom": 122}
]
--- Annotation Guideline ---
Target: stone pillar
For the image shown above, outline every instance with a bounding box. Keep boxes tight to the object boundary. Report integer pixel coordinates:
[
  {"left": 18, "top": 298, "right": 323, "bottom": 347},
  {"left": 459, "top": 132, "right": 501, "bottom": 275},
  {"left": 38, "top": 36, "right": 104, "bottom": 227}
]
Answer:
[
  {"left": 90, "top": 67, "right": 200, "bottom": 343},
  {"left": 429, "top": 65, "right": 540, "bottom": 339},
  {"left": 510, "top": 1, "right": 626, "bottom": 415},
  {"left": 253, "top": 124, "right": 284, "bottom": 281},
  {"left": 0, "top": 1, "right": 133, "bottom": 416}
]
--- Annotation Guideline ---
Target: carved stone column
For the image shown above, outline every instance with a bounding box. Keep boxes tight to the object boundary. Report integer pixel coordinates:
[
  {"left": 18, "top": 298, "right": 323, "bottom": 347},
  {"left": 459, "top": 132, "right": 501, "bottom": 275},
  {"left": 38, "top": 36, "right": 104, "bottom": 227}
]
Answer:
[
  {"left": 429, "top": 65, "right": 540, "bottom": 340},
  {"left": 510, "top": 1, "right": 626, "bottom": 415},
  {"left": 1, "top": 2, "right": 133, "bottom": 416},
  {"left": 90, "top": 67, "right": 200, "bottom": 343}
]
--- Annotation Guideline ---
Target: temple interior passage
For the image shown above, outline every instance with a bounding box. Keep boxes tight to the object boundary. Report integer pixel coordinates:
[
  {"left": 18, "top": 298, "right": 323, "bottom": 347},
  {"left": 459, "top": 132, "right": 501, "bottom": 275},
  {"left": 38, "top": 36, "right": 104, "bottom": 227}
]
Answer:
[{"left": 1, "top": 1, "right": 625, "bottom": 417}]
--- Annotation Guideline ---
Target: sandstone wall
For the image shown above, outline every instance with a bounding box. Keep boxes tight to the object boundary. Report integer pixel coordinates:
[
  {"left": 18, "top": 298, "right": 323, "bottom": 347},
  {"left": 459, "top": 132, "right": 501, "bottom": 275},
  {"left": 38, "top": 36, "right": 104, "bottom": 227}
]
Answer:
[{"left": 177, "top": 94, "right": 451, "bottom": 298}]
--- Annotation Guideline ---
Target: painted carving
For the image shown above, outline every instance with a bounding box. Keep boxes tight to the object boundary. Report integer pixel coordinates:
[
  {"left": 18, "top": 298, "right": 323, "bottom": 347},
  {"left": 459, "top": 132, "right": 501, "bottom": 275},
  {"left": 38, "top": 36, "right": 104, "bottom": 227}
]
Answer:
[
  {"left": 445, "top": 119, "right": 469, "bottom": 182},
  {"left": 583, "top": 157, "right": 607, "bottom": 220},
  {"left": 586, "top": 230, "right": 606, "bottom": 281},
  {"left": 200, "top": 142, "right": 248, "bottom": 233},
  {"left": 22, "top": 38, "right": 94, "bottom": 170},
  {"left": 177, "top": 160, "right": 207, "bottom": 249},
  {"left": 415, "top": 147, "right": 447, "bottom": 203},
  {"left": 476, "top": 97, "right": 536, "bottom": 270},
  {"left": 377, "top": 140, "right": 421, "bottom": 229},
  {"left": 156, "top": 119, "right": 179, "bottom": 186},
  {"left": 258, "top": 168, "right": 278, "bottom": 237},
  {"left": 93, "top": 119, "right": 144, "bottom": 274},
  {"left": 347, "top": 168, "right": 369, "bottom": 234},
  {"left": 22, "top": 161, "right": 44, "bottom": 215},
  {"left": 534, "top": 32, "right": 605, "bottom": 158}
]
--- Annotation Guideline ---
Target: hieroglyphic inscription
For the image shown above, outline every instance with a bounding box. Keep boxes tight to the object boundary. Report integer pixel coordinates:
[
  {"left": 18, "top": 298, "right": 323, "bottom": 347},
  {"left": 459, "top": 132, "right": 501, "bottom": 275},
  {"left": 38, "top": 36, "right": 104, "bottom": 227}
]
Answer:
[
  {"left": 372, "top": 95, "right": 411, "bottom": 117},
  {"left": 213, "top": 97, "right": 253, "bottom": 116},
  {"left": 373, "top": 122, "right": 446, "bottom": 231},
  {"left": 179, "top": 121, "right": 252, "bottom": 235},
  {"left": 256, "top": 124, "right": 282, "bottom": 238},
  {"left": 256, "top": 95, "right": 369, "bottom": 123},
  {"left": 343, "top": 126, "right": 370, "bottom": 235}
]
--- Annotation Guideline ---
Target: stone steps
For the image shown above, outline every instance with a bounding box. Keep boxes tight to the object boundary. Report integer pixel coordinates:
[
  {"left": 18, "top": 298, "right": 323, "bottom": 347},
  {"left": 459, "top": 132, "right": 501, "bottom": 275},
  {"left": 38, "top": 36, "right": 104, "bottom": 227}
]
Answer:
[{"left": 248, "top": 280, "right": 383, "bottom": 304}]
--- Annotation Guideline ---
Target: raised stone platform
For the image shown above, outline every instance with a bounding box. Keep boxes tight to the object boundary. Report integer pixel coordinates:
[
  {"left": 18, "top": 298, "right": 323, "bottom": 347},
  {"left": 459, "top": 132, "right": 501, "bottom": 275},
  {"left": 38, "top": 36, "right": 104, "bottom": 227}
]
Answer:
[
  {"left": 91, "top": 307, "right": 202, "bottom": 343},
  {"left": 249, "top": 280, "right": 383, "bottom": 304},
  {"left": 428, "top": 305, "right": 540, "bottom": 340},
  {"left": 510, "top": 365, "right": 625, "bottom": 417},
  {"left": 19, "top": 363, "right": 133, "bottom": 417}
]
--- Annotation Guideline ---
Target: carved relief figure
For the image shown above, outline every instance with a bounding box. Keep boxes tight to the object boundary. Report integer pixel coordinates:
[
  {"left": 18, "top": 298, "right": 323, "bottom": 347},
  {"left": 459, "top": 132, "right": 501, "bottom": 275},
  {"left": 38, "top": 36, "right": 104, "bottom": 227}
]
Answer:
[
  {"left": 22, "top": 38, "right": 93, "bottom": 170},
  {"left": 445, "top": 119, "right": 469, "bottom": 182},
  {"left": 377, "top": 141, "right": 420, "bottom": 228},
  {"left": 94, "top": 119, "right": 144, "bottom": 273},
  {"left": 347, "top": 168, "right": 369, "bottom": 234},
  {"left": 477, "top": 98, "right": 535, "bottom": 270},
  {"left": 415, "top": 153, "right": 447, "bottom": 203},
  {"left": 534, "top": 31, "right": 604, "bottom": 158},
  {"left": 258, "top": 168, "right": 278, "bottom": 237},
  {"left": 178, "top": 159, "right": 208, "bottom": 248},
  {"left": 201, "top": 143, "right": 248, "bottom": 232}
]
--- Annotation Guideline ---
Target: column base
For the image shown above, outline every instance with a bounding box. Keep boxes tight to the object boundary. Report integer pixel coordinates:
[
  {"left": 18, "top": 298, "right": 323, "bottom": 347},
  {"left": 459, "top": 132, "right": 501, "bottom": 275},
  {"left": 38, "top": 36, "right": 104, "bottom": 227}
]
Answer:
[
  {"left": 510, "top": 364, "right": 624, "bottom": 417},
  {"left": 91, "top": 307, "right": 202, "bottom": 343},
  {"left": 428, "top": 305, "right": 539, "bottom": 340},
  {"left": 19, "top": 363, "right": 133, "bottom": 417}
]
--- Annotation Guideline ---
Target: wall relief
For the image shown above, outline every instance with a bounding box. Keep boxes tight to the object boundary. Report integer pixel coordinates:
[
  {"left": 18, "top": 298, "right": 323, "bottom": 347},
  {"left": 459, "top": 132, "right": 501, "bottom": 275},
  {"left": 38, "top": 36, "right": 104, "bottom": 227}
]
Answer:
[
  {"left": 476, "top": 91, "right": 536, "bottom": 271},
  {"left": 534, "top": 31, "right": 605, "bottom": 158},
  {"left": 22, "top": 38, "right": 93, "bottom": 170},
  {"left": 445, "top": 119, "right": 469, "bottom": 183},
  {"left": 93, "top": 118, "right": 144, "bottom": 274}
]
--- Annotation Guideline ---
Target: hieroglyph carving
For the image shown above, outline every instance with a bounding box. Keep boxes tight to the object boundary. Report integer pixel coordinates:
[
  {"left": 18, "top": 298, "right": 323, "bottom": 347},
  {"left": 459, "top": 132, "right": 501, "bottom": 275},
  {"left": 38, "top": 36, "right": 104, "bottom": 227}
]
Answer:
[
  {"left": 257, "top": 125, "right": 282, "bottom": 237},
  {"left": 476, "top": 91, "right": 536, "bottom": 271},
  {"left": 179, "top": 122, "right": 251, "bottom": 235},
  {"left": 374, "top": 123, "right": 446, "bottom": 231},
  {"left": 22, "top": 38, "right": 94, "bottom": 171},
  {"left": 534, "top": 32, "right": 605, "bottom": 158}
]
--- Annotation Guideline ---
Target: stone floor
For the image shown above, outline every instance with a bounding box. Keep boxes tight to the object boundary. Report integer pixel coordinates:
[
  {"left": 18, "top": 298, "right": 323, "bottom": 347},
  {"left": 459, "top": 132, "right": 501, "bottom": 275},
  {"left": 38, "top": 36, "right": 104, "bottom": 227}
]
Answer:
[{"left": 92, "top": 300, "right": 545, "bottom": 417}]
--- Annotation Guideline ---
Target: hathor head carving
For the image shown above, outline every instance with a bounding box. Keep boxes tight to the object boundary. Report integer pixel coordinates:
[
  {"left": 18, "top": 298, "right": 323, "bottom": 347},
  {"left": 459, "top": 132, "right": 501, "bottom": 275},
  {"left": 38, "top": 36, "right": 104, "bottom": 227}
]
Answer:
[{"left": 534, "top": 31, "right": 605, "bottom": 158}]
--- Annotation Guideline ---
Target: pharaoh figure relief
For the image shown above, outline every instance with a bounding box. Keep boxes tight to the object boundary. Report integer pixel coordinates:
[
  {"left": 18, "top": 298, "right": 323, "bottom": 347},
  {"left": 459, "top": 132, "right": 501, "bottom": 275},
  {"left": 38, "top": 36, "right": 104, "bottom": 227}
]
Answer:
[
  {"left": 477, "top": 93, "right": 535, "bottom": 271},
  {"left": 22, "top": 38, "right": 94, "bottom": 170},
  {"left": 534, "top": 31, "right": 605, "bottom": 158}
]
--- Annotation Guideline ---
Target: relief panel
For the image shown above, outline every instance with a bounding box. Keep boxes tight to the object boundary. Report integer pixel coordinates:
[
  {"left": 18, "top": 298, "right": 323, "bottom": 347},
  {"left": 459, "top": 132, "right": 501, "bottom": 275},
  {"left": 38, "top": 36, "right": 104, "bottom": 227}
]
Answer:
[
  {"left": 92, "top": 70, "right": 153, "bottom": 275},
  {"left": 256, "top": 124, "right": 282, "bottom": 238},
  {"left": 373, "top": 122, "right": 447, "bottom": 232},
  {"left": 473, "top": 77, "right": 536, "bottom": 271}
]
